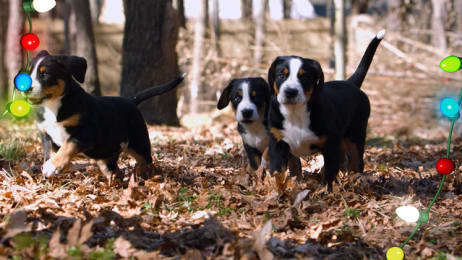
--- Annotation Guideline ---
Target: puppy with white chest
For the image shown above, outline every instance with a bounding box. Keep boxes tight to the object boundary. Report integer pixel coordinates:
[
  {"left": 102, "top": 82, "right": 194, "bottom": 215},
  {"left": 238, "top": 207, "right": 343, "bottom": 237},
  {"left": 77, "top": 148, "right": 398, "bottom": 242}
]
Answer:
[
  {"left": 26, "top": 50, "right": 184, "bottom": 181},
  {"left": 267, "top": 30, "right": 385, "bottom": 192},
  {"left": 217, "top": 78, "right": 270, "bottom": 171}
]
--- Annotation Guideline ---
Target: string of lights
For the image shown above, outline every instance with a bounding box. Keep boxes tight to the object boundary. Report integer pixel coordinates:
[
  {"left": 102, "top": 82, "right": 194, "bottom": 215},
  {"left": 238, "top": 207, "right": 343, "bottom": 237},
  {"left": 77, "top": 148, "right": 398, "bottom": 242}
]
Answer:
[
  {"left": 0, "top": 0, "right": 56, "bottom": 120},
  {"left": 386, "top": 56, "right": 461, "bottom": 260}
]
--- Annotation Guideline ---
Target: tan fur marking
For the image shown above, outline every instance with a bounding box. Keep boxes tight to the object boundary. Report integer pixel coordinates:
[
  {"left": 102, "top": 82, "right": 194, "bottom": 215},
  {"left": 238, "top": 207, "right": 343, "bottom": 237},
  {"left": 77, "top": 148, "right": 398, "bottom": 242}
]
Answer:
[
  {"left": 273, "top": 82, "right": 279, "bottom": 94},
  {"left": 298, "top": 69, "right": 305, "bottom": 76},
  {"left": 304, "top": 88, "right": 313, "bottom": 101},
  {"left": 270, "top": 127, "right": 284, "bottom": 141},
  {"left": 39, "top": 66, "right": 46, "bottom": 73},
  {"left": 51, "top": 140, "right": 78, "bottom": 171},
  {"left": 254, "top": 155, "right": 261, "bottom": 167},
  {"left": 44, "top": 79, "right": 66, "bottom": 99},
  {"left": 282, "top": 67, "right": 289, "bottom": 75},
  {"left": 262, "top": 147, "right": 269, "bottom": 162},
  {"left": 251, "top": 90, "right": 256, "bottom": 97},
  {"left": 61, "top": 114, "right": 81, "bottom": 127},
  {"left": 237, "top": 90, "right": 242, "bottom": 97}
]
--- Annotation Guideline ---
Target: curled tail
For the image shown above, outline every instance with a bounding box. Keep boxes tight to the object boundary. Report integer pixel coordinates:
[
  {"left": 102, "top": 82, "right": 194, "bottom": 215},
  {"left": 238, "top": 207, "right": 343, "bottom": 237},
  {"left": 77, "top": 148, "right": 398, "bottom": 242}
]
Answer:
[
  {"left": 131, "top": 73, "right": 186, "bottom": 106},
  {"left": 347, "top": 30, "right": 385, "bottom": 88}
]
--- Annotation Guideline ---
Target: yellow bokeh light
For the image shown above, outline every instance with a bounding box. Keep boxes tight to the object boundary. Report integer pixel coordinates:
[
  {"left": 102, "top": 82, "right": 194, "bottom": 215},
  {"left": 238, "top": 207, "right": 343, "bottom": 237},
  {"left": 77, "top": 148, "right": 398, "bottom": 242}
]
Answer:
[
  {"left": 8, "top": 100, "right": 31, "bottom": 118},
  {"left": 386, "top": 247, "right": 404, "bottom": 260}
]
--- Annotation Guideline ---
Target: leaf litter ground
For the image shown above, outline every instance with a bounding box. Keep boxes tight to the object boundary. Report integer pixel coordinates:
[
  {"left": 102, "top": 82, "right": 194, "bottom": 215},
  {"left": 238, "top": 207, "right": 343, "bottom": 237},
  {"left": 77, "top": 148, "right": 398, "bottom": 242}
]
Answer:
[{"left": 0, "top": 108, "right": 462, "bottom": 259}]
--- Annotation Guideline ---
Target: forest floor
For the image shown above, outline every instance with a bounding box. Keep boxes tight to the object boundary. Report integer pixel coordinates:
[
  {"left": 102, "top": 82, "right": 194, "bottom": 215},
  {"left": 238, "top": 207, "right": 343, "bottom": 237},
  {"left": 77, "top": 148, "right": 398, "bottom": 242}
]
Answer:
[{"left": 1, "top": 18, "right": 462, "bottom": 259}]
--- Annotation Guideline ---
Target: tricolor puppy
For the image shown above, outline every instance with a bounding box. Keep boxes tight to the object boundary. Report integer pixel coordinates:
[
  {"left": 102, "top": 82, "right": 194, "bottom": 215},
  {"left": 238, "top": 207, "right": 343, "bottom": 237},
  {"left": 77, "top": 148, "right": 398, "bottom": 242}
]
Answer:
[
  {"left": 26, "top": 50, "right": 184, "bottom": 181},
  {"left": 217, "top": 78, "right": 271, "bottom": 171},
  {"left": 267, "top": 30, "right": 385, "bottom": 192}
]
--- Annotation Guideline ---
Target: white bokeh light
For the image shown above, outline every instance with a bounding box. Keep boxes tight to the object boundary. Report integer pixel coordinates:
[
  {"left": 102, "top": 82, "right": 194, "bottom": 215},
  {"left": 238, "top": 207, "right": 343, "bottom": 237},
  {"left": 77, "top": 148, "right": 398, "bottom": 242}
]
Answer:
[{"left": 396, "top": 206, "right": 420, "bottom": 223}]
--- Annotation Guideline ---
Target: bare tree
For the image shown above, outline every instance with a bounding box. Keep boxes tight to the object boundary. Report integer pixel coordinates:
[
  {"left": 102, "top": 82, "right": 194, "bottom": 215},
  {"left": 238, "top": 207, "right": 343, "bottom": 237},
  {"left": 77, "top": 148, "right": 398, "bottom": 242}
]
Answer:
[
  {"left": 457, "top": 0, "right": 462, "bottom": 35},
  {"left": 211, "top": 0, "right": 221, "bottom": 56},
  {"left": 121, "top": 0, "right": 181, "bottom": 125},
  {"left": 254, "top": 0, "right": 267, "bottom": 68},
  {"left": 351, "top": 0, "right": 369, "bottom": 15},
  {"left": 0, "top": 0, "right": 8, "bottom": 102},
  {"left": 333, "top": 0, "right": 346, "bottom": 80},
  {"left": 241, "top": 0, "right": 253, "bottom": 20},
  {"left": 6, "top": 0, "right": 24, "bottom": 98},
  {"left": 283, "top": 0, "right": 291, "bottom": 19},
  {"left": 431, "top": 0, "right": 446, "bottom": 50},
  {"left": 89, "top": 0, "right": 103, "bottom": 24},
  {"left": 69, "top": 0, "right": 102, "bottom": 96},
  {"left": 172, "top": 0, "right": 186, "bottom": 28},
  {"left": 190, "top": 0, "right": 207, "bottom": 113}
]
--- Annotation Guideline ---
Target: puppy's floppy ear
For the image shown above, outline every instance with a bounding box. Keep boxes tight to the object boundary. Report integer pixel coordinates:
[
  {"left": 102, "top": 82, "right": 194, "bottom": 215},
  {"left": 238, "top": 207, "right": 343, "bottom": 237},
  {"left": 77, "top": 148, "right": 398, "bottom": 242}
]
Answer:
[
  {"left": 57, "top": 55, "right": 87, "bottom": 83},
  {"left": 268, "top": 56, "right": 282, "bottom": 95},
  {"left": 311, "top": 60, "right": 324, "bottom": 91},
  {"left": 217, "top": 79, "right": 236, "bottom": 109}
]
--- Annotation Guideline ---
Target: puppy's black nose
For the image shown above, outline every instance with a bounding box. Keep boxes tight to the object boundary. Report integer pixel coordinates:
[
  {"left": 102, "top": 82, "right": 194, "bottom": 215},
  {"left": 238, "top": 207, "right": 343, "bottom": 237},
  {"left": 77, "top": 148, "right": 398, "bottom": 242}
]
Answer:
[
  {"left": 241, "top": 109, "right": 253, "bottom": 119},
  {"left": 284, "top": 88, "right": 298, "bottom": 98}
]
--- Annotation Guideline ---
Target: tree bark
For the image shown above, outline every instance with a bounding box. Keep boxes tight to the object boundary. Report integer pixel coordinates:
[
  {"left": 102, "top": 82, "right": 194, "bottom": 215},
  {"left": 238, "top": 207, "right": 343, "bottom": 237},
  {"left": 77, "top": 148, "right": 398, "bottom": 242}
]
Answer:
[
  {"left": 254, "top": 0, "right": 267, "bottom": 68},
  {"left": 431, "top": 0, "right": 446, "bottom": 51},
  {"left": 457, "top": 0, "right": 462, "bottom": 35},
  {"left": 283, "top": 0, "right": 291, "bottom": 19},
  {"left": 89, "top": 0, "right": 103, "bottom": 24},
  {"left": 6, "top": 0, "right": 24, "bottom": 98},
  {"left": 211, "top": 0, "right": 221, "bottom": 56},
  {"left": 241, "top": 0, "right": 253, "bottom": 20},
  {"left": 0, "top": 0, "right": 8, "bottom": 102},
  {"left": 58, "top": 0, "right": 72, "bottom": 54},
  {"left": 333, "top": 0, "right": 346, "bottom": 80},
  {"left": 69, "top": 0, "right": 102, "bottom": 96},
  {"left": 189, "top": 0, "right": 207, "bottom": 113},
  {"left": 351, "top": 0, "right": 369, "bottom": 15},
  {"left": 121, "top": 0, "right": 180, "bottom": 126},
  {"left": 173, "top": 0, "right": 186, "bottom": 28}
]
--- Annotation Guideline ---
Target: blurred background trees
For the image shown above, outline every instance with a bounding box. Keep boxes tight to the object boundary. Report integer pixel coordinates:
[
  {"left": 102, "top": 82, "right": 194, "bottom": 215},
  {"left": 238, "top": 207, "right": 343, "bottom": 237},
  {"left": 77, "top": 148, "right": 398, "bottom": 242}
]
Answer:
[{"left": 1, "top": 0, "right": 462, "bottom": 123}]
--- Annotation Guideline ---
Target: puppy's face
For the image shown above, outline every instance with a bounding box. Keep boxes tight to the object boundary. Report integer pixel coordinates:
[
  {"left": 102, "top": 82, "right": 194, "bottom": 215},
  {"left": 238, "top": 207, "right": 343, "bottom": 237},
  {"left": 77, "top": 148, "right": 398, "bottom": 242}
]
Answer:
[
  {"left": 26, "top": 50, "right": 87, "bottom": 105},
  {"left": 268, "top": 56, "right": 324, "bottom": 105},
  {"left": 217, "top": 78, "right": 270, "bottom": 124}
]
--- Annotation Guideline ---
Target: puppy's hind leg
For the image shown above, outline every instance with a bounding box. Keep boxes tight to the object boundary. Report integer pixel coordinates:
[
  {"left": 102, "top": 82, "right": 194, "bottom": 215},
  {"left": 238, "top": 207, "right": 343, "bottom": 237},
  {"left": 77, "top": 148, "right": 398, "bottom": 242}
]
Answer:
[
  {"left": 97, "top": 155, "right": 123, "bottom": 184},
  {"left": 288, "top": 154, "right": 302, "bottom": 180}
]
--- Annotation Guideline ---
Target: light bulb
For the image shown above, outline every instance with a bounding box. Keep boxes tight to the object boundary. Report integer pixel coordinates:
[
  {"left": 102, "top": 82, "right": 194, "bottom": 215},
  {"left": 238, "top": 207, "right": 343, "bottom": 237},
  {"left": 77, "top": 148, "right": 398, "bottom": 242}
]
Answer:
[
  {"left": 32, "top": 0, "right": 56, "bottom": 13},
  {"left": 396, "top": 206, "right": 420, "bottom": 223}
]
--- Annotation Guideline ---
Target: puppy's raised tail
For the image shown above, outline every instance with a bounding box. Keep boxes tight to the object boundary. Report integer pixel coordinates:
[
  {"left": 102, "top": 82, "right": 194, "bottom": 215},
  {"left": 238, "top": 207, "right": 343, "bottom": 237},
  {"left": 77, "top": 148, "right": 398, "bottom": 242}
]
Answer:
[
  {"left": 131, "top": 73, "right": 186, "bottom": 106},
  {"left": 347, "top": 30, "right": 385, "bottom": 88}
]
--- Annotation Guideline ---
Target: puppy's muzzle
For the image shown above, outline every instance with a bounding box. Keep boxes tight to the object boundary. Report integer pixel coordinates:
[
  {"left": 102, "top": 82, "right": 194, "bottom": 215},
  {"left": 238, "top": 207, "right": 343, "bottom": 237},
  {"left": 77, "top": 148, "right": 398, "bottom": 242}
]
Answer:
[{"left": 284, "top": 88, "right": 299, "bottom": 99}]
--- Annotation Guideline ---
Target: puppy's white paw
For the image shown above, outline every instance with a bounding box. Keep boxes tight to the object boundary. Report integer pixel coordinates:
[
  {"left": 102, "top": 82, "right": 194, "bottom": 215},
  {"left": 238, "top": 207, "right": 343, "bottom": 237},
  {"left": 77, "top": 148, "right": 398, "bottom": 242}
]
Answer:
[{"left": 42, "top": 159, "right": 59, "bottom": 177}]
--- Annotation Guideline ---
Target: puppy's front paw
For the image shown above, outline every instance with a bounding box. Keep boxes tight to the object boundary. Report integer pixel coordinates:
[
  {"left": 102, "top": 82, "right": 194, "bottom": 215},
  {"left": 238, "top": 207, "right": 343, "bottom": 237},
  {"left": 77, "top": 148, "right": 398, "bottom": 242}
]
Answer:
[{"left": 42, "top": 159, "right": 59, "bottom": 177}]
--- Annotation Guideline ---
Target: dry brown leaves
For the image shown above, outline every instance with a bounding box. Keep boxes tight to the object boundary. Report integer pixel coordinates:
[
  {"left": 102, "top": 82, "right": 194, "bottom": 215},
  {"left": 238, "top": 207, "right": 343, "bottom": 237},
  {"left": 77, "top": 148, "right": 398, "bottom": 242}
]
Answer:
[{"left": 0, "top": 112, "right": 462, "bottom": 259}]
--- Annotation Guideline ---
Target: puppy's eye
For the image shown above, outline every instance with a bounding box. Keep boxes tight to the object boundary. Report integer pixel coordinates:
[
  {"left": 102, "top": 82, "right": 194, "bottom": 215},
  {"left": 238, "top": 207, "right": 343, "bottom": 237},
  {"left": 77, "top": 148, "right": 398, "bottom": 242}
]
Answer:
[{"left": 278, "top": 73, "right": 287, "bottom": 80}]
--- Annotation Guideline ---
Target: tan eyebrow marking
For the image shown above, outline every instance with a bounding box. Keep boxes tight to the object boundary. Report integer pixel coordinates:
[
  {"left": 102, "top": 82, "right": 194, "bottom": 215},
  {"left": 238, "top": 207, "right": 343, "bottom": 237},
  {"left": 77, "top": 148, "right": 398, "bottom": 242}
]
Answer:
[
  {"left": 282, "top": 67, "right": 289, "bottom": 75},
  {"left": 39, "top": 66, "right": 46, "bottom": 73},
  {"left": 251, "top": 90, "right": 256, "bottom": 97},
  {"left": 298, "top": 69, "right": 305, "bottom": 76},
  {"left": 237, "top": 90, "right": 242, "bottom": 97}
]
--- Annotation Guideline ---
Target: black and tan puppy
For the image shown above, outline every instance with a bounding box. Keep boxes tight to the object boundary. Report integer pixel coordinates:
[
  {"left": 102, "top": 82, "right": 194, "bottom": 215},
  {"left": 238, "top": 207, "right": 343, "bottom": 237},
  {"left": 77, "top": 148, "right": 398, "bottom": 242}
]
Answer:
[
  {"left": 26, "top": 50, "right": 184, "bottom": 181},
  {"left": 217, "top": 78, "right": 271, "bottom": 171},
  {"left": 267, "top": 30, "right": 385, "bottom": 192}
]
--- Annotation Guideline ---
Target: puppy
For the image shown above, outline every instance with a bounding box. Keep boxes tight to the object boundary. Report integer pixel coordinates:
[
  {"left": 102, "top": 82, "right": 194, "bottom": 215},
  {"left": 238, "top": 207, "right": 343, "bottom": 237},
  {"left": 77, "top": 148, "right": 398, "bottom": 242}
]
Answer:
[
  {"left": 267, "top": 30, "right": 385, "bottom": 192},
  {"left": 26, "top": 50, "right": 184, "bottom": 181},
  {"left": 217, "top": 78, "right": 270, "bottom": 171}
]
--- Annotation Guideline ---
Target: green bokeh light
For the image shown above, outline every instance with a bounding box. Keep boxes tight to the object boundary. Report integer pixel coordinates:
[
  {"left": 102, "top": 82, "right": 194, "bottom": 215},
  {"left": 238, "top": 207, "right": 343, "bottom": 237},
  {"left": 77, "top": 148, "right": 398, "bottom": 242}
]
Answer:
[{"left": 440, "top": 56, "right": 461, "bottom": 73}]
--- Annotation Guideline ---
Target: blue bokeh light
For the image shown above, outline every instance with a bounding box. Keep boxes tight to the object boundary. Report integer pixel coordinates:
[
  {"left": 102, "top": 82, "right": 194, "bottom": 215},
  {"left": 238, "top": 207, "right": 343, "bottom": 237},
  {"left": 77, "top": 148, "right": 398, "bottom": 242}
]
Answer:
[
  {"left": 440, "top": 97, "right": 460, "bottom": 118},
  {"left": 14, "top": 72, "right": 32, "bottom": 92}
]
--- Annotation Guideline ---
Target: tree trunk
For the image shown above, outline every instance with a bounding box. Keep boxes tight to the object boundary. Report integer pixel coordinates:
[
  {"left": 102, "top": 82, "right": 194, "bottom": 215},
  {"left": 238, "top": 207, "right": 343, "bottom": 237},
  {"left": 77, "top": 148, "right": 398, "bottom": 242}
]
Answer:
[
  {"left": 328, "top": 0, "right": 335, "bottom": 68},
  {"left": 387, "top": 0, "right": 404, "bottom": 33},
  {"left": 0, "top": 0, "right": 8, "bottom": 102},
  {"left": 431, "top": 0, "right": 446, "bottom": 51},
  {"left": 69, "top": 0, "right": 102, "bottom": 96},
  {"left": 351, "top": 0, "right": 369, "bottom": 15},
  {"left": 333, "top": 0, "right": 346, "bottom": 80},
  {"left": 58, "top": 0, "right": 72, "bottom": 54},
  {"left": 6, "top": 0, "right": 24, "bottom": 98},
  {"left": 211, "top": 0, "right": 221, "bottom": 56},
  {"left": 283, "top": 0, "right": 291, "bottom": 19},
  {"left": 173, "top": 0, "right": 186, "bottom": 28},
  {"left": 241, "top": 0, "right": 253, "bottom": 20},
  {"left": 254, "top": 0, "right": 267, "bottom": 68},
  {"left": 189, "top": 0, "right": 207, "bottom": 113},
  {"left": 457, "top": 0, "right": 462, "bottom": 35},
  {"left": 121, "top": 0, "right": 180, "bottom": 126},
  {"left": 89, "top": 0, "right": 103, "bottom": 24}
]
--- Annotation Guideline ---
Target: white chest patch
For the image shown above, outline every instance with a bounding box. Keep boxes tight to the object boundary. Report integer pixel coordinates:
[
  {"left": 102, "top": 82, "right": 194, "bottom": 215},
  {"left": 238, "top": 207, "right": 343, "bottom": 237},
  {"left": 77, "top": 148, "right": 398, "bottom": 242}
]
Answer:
[
  {"left": 37, "top": 98, "right": 69, "bottom": 147},
  {"left": 241, "top": 120, "right": 269, "bottom": 153},
  {"left": 280, "top": 104, "right": 320, "bottom": 157}
]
